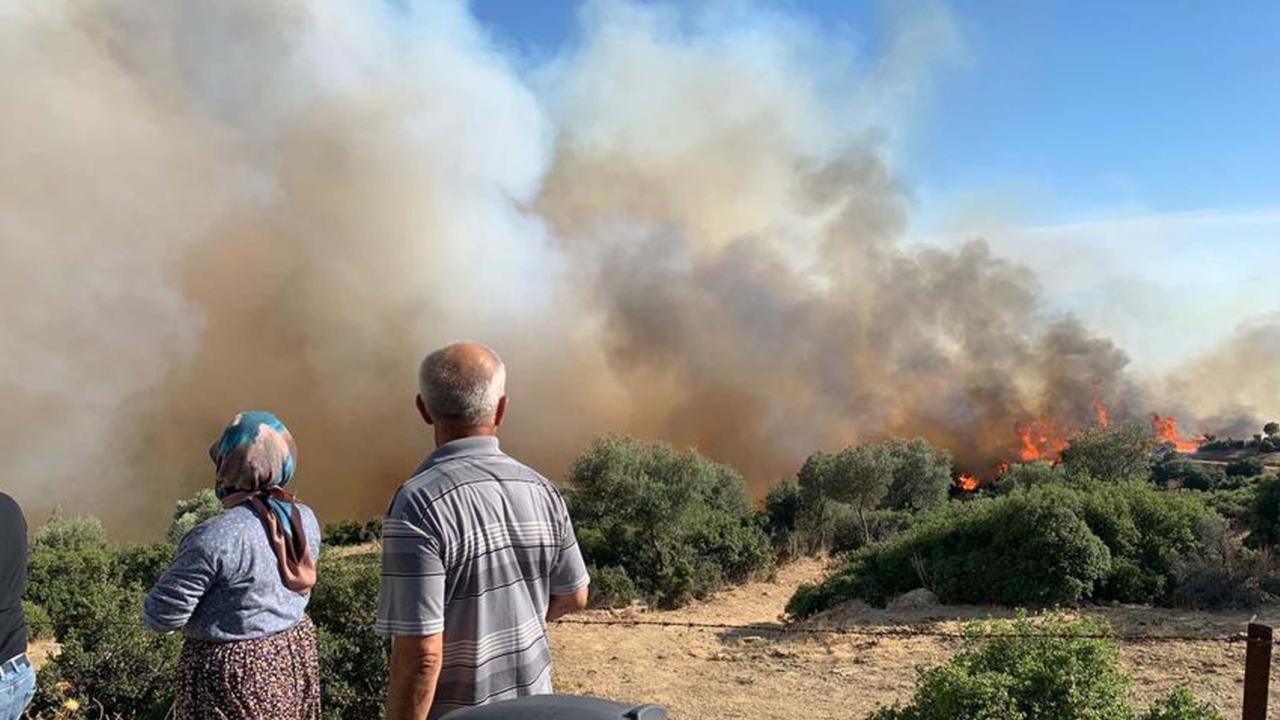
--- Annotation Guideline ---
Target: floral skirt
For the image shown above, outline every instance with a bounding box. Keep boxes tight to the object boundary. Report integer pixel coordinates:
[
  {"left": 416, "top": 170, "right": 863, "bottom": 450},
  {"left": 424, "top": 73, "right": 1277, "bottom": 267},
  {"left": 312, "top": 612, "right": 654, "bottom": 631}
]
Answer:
[{"left": 174, "top": 616, "right": 321, "bottom": 720}]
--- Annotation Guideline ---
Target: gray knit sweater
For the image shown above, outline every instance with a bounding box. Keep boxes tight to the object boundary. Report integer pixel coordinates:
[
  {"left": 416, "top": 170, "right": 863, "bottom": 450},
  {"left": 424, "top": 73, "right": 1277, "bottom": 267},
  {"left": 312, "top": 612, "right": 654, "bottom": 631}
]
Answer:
[{"left": 142, "top": 504, "right": 321, "bottom": 642}]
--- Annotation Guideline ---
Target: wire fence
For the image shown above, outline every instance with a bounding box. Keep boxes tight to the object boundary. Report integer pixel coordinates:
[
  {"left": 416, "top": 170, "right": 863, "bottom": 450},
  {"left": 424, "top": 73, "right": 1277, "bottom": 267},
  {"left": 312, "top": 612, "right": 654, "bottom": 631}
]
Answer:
[{"left": 552, "top": 615, "right": 1266, "bottom": 645}]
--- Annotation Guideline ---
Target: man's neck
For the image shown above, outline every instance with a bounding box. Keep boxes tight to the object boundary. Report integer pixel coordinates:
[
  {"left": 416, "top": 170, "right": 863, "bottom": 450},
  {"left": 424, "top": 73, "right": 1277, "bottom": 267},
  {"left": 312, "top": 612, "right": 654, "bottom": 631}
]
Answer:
[{"left": 433, "top": 425, "right": 498, "bottom": 448}]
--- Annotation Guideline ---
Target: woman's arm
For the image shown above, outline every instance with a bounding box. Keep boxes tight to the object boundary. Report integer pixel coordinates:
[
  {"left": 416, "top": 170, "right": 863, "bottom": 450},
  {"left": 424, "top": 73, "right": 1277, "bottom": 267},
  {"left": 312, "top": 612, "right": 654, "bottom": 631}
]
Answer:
[{"left": 141, "top": 528, "right": 218, "bottom": 633}]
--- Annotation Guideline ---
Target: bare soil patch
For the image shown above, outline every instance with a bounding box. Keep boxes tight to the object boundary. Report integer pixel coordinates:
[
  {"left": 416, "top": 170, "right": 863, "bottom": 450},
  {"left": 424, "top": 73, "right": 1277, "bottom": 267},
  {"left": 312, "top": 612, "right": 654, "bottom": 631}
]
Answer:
[{"left": 549, "top": 558, "right": 1280, "bottom": 719}]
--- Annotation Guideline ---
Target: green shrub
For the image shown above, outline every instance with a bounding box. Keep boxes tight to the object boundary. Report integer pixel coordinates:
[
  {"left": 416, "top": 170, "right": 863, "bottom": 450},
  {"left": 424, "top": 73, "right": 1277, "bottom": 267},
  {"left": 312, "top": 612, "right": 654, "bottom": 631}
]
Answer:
[
  {"left": 33, "top": 512, "right": 108, "bottom": 551},
  {"left": 566, "top": 435, "right": 771, "bottom": 608},
  {"left": 788, "top": 488, "right": 1111, "bottom": 615},
  {"left": 867, "top": 615, "right": 1133, "bottom": 720},
  {"left": 26, "top": 542, "right": 118, "bottom": 637},
  {"left": 323, "top": 518, "right": 384, "bottom": 547},
  {"left": 780, "top": 438, "right": 950, "bottom": 555},
  {"left": 310, "top": 554, "right": 388, "bottom": 720},
  {"left": 116, "top": 542, "right": 176, "bottom": 590},
  {"left": 1142, "top": 686, "right": 1225, "bottom": 720},
  {"left": 1059, "top": 422, "right": 1157, "bottom": 483},
  {"left": 788, "top": 482, "right": 1215, "bottom": 616},
  {"left": 167, "top": 489, "right": 223, "bottom": 543},
  {"left": 1153, "top": 460, "right": 1225, "bottom": 491},
  {"left": 1204, "top": 485, "right": 1256, "bottom": 526},
  {"left": 1077, "top": 483, "right": 1207, "bottom": 603},
  {"left": 32, "top": 583, "right": 180, "bottom": 720},
  {"left": 1226, "top": 458, "right": 1266, "bottom": 479},
  {"left": 1247, "top": 475, "right": 1280, "bottom": 548},
  {"left": 1170, "top": 516, "right": 1272, "bottom": 609},
  {"left": 986, "top": 461, "right": 1062, "bottom": 495},
  {"left": 869, "top": 615, "right": 1223, "bottom": 720},
  {"left": 586, "top": 565, "right": 639, "bottom": 608},
  {"left": 762, "top": 479, "right": 804, "bottom": 558},
  {"left": 22, "top": 600, "right": 53, "bottom": 641}
]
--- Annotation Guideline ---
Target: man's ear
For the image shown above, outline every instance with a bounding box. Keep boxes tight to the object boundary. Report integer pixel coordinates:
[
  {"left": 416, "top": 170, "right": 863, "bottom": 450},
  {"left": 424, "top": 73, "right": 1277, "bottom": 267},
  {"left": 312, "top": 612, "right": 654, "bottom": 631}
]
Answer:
[
  {"left": 493, "top": 395, "right": 508, "bottom": 429},
  {"left": 416, "top": 395, "right": 434, "bottom": 426}
]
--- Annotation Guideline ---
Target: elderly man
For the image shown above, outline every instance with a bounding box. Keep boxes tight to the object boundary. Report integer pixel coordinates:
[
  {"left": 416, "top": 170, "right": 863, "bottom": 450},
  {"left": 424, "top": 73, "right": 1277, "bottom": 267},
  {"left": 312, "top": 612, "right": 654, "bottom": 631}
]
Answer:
[{"left": 378, "top": 342, "right": 590, "bottom": 720}]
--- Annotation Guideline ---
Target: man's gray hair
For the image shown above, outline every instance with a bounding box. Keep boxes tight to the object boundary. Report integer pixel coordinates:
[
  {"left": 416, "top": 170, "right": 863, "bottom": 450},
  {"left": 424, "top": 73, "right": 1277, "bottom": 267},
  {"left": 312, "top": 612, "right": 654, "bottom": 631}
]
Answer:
[{"left": 418, "top": 342, "right": 507, "bottom": 424}]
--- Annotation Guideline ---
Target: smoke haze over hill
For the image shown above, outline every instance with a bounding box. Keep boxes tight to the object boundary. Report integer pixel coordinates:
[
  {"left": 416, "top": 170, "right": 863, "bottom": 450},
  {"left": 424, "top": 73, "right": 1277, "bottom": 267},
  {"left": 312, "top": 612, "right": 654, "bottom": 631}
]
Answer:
[{"left": 1, "top": 0, "right": 1275, "bottom": 534}]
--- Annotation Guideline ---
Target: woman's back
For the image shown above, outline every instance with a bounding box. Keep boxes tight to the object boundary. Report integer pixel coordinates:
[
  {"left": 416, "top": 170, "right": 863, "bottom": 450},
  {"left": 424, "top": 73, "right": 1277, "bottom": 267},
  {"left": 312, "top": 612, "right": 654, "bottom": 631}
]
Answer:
[{"left": 144, "top": 503, "right": 321, "bottom": 641}]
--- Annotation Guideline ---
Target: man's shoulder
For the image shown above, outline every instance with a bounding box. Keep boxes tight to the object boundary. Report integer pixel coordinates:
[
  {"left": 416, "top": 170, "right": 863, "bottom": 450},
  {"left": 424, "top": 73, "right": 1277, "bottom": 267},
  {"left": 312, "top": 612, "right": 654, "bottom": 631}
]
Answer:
[{"left": 396, "top": 451, "right": 556, "bottom": 509}]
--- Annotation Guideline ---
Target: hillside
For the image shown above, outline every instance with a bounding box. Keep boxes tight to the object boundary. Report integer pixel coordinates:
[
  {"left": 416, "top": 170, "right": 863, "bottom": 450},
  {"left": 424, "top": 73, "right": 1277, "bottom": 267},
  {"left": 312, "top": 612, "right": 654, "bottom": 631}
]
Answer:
[{"left": 549, "top": 558, "right": 1279, "bottom": 719}]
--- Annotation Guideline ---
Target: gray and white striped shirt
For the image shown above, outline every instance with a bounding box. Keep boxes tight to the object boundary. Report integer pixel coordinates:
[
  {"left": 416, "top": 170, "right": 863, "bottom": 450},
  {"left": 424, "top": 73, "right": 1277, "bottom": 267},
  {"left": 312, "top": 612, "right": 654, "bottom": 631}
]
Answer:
[{"left": 377, "top": 436, "right": 589, "bottom": 718}]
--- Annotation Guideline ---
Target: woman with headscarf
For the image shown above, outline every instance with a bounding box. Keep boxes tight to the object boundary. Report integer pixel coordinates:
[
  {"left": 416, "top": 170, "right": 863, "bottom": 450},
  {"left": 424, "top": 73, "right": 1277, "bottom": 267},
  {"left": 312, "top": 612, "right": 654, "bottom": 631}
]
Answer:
[{"left": 144, "top": 411, "right": 322, "bottom": 720}]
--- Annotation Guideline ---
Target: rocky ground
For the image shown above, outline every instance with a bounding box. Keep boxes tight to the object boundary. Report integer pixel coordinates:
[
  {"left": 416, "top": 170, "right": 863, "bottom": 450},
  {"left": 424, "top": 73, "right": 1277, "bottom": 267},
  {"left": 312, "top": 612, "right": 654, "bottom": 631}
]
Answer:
[{"left": 549, "top": 558, "right": 1278, "bottom": 719}]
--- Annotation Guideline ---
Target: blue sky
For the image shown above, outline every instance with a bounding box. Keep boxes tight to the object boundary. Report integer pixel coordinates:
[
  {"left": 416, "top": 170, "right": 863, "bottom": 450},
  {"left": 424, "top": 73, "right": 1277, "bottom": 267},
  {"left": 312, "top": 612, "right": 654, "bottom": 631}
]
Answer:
[
  {"left": 474, "top": 0, "right": 1280, "bottom": 224},
  {"left": 471, "top": 0, "right": 1279, "bottom": 374}
]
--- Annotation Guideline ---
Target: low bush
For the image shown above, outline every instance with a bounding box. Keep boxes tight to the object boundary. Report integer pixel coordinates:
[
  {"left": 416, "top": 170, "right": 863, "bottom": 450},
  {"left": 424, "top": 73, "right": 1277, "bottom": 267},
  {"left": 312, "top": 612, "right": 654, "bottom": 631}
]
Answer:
[
  {"left": 1059, "top": 422, "right": 1158, "bottom": 483},
  {"left": 788, "top": 482, "right": 1217, "bottom": 616},
  {"left": 167, "top": 489, "right": 223, "bottom": 543},
  {"left": 1153, "top": 460, "right": 1225, "bottom": 491},
  {"left": 309, "top": 553, "right": 388, "bottom": 720},
  {"left": 1226, "top": 458, "right": 1266, "bottom": 479},
  {"left": 22, "top": 600, "right": 53, "bottom": 641},
  {"left": 788, "top": 487, "right": 1112, "bottom": 615},
  {"left": 586, "top": 565, "right": 640, "bottom": 608},
  {"left": 1170, "top": 516, "right": 1273, "bottom": 609},
  {"left": 1142, "top": 686, "right": 1226, "bottom": 720},
  {"left": 867, "top": 614, "right": 1221, "bottom": 720},
  {"left": 1247, "top": 475, "right": 1280, "bottom": 548},
  {"left": 986, "top": 461, "right": 1062, "bottom": 495},
  {"left": 567, "top": 435, "right": 772, "bottom": 608},
  {"left": 323, "top": 518, "right": 384, "bottom": 547},
  {"left": 32, "top": 583, "right": 181, "bottom": 720}
]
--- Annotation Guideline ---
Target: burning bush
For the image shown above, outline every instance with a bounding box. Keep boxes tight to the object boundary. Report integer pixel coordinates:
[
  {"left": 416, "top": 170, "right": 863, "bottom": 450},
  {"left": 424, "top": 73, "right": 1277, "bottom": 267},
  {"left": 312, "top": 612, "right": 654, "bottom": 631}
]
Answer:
[
  {"left": 867, "top": 614, "right": 1221, "bottom": 720},
  {"left": 788, "top": 482, "right": 1224, "bottom": 616},
  {"left": 566, "top": 435, "right": 772, "bottom": 608}
]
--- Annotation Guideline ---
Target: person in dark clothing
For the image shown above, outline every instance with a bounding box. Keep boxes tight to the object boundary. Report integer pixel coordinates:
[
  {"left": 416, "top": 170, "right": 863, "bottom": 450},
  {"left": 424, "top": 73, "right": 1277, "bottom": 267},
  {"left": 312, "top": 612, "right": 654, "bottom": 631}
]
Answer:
[{"left": 0, "top": 492, "right": 34, "bottom": 720}]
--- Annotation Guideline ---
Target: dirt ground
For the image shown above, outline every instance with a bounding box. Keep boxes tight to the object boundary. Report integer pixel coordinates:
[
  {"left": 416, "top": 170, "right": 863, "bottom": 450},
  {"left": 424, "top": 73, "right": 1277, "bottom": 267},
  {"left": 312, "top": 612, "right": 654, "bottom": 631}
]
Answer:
[{"left": 548, "top": 558, "right": 1279, "bottom": 719}]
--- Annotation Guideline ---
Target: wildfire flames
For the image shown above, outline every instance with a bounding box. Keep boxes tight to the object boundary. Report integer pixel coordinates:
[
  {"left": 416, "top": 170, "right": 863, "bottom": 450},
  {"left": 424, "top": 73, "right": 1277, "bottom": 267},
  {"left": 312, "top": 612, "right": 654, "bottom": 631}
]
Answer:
[
  {"left": 1150, "top": 413, "right": 1207, "bottom": 453},
  {"left": 1015, "top": 419, "right": 1070, "bottom": 462},
  {"left": 953, "top": 395, "right": 1207, "bottom": 493}
]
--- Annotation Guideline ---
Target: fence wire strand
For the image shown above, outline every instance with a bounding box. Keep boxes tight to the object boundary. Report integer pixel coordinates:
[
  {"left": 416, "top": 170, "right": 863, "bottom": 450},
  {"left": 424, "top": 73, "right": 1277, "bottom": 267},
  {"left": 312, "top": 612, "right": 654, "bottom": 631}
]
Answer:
[{"left": 552, "top": 616, "right": 1263, "bottom": 644}]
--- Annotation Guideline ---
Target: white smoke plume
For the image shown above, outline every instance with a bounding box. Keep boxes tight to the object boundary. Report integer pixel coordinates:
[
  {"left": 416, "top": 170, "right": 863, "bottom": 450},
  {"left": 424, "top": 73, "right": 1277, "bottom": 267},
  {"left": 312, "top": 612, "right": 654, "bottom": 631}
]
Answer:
[{"left": 0, "top": 0, "right": 1274, "bottom": 535}]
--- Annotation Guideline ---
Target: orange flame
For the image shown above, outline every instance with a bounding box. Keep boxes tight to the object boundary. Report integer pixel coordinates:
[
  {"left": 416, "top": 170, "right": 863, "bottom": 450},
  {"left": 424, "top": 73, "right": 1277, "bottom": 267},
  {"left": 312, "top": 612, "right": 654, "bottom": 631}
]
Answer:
[
  {"left": 956, "top": 474, "right": 979, "bottom": 492},
  {"left": 1015, "top": 419, "right": 1070, "bottom": 462},
  {"left": 1092, "top": 396, "right": 1110, "bottom": 428},
  {"left": 1150, "top": 413, "right": 1206, "bottom": 453}
]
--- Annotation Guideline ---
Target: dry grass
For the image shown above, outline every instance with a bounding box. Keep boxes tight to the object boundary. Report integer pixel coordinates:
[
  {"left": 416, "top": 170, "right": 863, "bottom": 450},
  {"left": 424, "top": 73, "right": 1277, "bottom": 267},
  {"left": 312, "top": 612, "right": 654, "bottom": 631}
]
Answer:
[{"left": 549, "top": 558, "right": 1279, "bottom": 720}]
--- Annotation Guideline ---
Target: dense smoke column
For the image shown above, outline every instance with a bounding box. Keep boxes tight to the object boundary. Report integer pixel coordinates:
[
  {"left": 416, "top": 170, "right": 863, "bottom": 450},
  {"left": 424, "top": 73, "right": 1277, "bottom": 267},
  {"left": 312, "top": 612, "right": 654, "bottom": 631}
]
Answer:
[{"left": 2, "top": 0, "right": 1275, "bottom": 534}]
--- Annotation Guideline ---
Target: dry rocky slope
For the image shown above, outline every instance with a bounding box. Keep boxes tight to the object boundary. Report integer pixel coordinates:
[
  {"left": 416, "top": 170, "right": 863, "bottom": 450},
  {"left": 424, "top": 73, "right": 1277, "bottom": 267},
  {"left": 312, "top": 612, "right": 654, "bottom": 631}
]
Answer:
[{"left": 549, "top": 558, "right": 1279, "bottom": 719}]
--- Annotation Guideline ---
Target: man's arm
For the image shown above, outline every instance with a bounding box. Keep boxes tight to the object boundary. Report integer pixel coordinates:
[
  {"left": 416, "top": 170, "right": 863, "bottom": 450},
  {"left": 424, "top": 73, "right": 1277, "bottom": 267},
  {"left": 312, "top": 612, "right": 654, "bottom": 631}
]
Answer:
[
  {"left": 388, "top": 634, "right": 444, "bottom": 720},
  {"left": 547, "top": 585, "right": 590, "bottom": 622}
]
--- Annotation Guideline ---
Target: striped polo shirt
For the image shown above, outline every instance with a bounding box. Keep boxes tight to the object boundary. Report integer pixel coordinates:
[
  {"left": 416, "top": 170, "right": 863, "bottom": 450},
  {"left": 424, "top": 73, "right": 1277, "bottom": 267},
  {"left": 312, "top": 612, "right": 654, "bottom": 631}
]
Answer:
[{"left": 377, "top": 436, "right": 589, "bottom": 718}]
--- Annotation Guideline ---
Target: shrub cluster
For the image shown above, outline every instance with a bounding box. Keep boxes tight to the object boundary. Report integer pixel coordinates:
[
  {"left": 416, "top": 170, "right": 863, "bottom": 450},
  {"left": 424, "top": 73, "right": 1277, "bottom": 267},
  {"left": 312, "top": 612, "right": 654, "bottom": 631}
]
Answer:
[
  {"left": 763, "top": 437, "right": 951, "bottom": 557},
  {"left": 309, "top": 552, "right": 388, "bottom": 720},
  {"left": 869, "top": 615, "right": 1221, "bottom": 720},
  {"left": 566, "top": 435, "right": 772, "bottom": 608},
  {"left": 322, "top": 518, "right": 384, "bottom": 547},
  {"left": 787, "top": 481, "right": 1264, "bottom": 617}
]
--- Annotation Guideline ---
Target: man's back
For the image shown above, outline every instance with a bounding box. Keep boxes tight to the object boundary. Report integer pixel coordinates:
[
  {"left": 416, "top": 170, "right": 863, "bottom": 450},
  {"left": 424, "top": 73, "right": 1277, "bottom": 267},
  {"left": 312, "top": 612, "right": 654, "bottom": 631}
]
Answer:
[{"left": 377, "top": 437, "right": 589, "bottom": 719}]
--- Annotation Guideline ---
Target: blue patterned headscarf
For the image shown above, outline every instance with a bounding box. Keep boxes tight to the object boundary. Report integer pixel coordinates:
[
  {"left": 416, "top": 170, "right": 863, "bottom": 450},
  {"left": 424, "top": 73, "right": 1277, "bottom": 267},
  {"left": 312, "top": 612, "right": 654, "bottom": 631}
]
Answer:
[{"left": 210, "top": 411, "right": 315, "bottom": 592}]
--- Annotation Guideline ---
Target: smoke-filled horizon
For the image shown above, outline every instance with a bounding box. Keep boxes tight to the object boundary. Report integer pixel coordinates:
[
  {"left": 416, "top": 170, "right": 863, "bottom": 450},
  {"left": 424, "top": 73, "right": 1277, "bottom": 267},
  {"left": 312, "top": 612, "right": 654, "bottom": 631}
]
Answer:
[{"left": 2, "top": 0, "right": 1276, "bottom": 537}]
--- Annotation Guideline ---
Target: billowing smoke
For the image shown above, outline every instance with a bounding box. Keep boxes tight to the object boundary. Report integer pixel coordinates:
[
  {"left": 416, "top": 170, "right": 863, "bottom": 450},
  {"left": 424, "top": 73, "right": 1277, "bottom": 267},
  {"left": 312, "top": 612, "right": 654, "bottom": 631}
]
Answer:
[{"left": 0, "top": 0, "right": 1274, "bottom": 535}]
